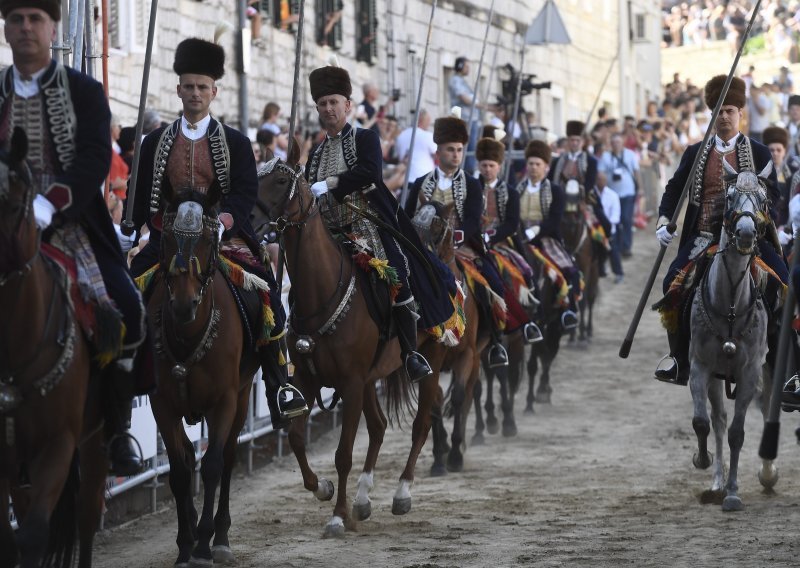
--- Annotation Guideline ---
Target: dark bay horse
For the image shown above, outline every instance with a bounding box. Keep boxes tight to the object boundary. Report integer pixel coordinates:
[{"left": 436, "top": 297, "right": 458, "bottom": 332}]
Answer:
[
  {"left": 144, "top": 193, "right": 258, "bottom": 566},
  {"left": 0, "top": 128, "right": 106, "bottom": 568},
  {"left": 560, "top": 181, "right": 600, "bottom": 345},
  {"left": 254, "top": 154, "right": 454, "bottom": 536}
]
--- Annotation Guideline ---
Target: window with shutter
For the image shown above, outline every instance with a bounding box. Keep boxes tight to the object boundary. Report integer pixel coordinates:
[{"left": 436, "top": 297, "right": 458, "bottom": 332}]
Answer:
[
  {"left": 108, "top": 0, "right": 125, "bottom": 51},
  {"left": 272, "top": 0, "right": 300, "bottom": 32},
  {"left": 315, "top": 0, "right": 343, "bottom": 50},
  {"left": 355, "top": 0, "right": 378, "bottom": 65}
]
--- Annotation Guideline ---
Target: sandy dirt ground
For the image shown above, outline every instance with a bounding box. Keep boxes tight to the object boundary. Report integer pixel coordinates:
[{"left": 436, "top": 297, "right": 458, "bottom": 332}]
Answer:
[{"left": 91, "top": 230, "right": 800, "bottom": 568}]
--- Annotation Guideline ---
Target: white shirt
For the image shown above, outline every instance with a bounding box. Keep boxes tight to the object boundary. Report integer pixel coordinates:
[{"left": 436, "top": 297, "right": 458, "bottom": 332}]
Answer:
[
  {"left": 599, "top": 185, "right": 621, "bottom": 227},
  {"left": 13, "top": 66, "right": 47, "bottom": 98},
  {"left": 526, "top": 180, "right": 541, "bottom": 194},
  {"left": 181, "top": 114, "right": 212, "bottom": 141},
  {"left": 436, "top": 167, "right": 454, "bottom": 190},
  {"left": 394, "top": 126, "right": 437, "bottom": 183},
  {"left": 714, "top": 133, "right": 739, "bottom": 152}
]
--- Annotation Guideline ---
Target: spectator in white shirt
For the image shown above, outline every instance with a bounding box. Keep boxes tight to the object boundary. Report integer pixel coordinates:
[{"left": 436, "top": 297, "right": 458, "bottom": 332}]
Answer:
[
  {"left": 597, "top": 171, "right": 622, "bottom": 283},
  {"left": 394, "top": 109, "right": 437, "bottom": 187}
]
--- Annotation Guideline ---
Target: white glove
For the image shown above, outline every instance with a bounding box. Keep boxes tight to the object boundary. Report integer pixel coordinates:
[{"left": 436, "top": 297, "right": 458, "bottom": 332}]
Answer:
[
  {"left": 778, "top": 228, "right": 792, "bottom": 245},
  {"left": 310, "top": 180, "right": 329, "bottom": 197},
  {"left": 790, "top": 194, "right": 800, "bottom": 228},
  {"left": 656, "top": 225, "right": 675, "bottom": 247},
  {"left": 217, "top": 223, "right": 225, "bottom": 242},
  {"left": 525, "top": 226, "right": 540, "bottom": 241},
  {"left": 33, "top": 194, "right": 56, "bottom": 230}
]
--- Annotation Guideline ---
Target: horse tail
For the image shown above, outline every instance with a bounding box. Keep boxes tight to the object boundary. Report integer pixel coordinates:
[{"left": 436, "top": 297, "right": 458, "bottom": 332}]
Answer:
[
  {"left": 44, "top": 451, "right": 79, "bottom": 568},
  {"left": 384, "top": 371, "right": 417, "bottom": 428},
  {"left": 441, "top": 379, "right": 455, "bottom": 418}
]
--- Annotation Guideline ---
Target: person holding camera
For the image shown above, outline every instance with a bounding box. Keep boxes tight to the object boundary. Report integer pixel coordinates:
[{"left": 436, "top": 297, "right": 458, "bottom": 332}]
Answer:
[
  {"left": 448, "top": 56, "right": 482, "bottom": 174},
  {"left": 598, "top": 133, "right": 641, "bottom": 259}
]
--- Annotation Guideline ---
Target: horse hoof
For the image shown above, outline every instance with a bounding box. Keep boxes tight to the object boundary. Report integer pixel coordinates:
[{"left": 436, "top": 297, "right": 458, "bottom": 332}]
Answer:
[
  {"left": 692, "top": 451, "right": 713, "bottom": 470},
  {"left": 211, "top": 545, "right": 235, "bottom": 565},
  {"left": 524, "top": 406, "right": 534, "bottom": 415},
  {"left": 323, "top": 517, "right": 346, "bottom": 539},
  {"left": 314, "top": 479, "right": 335, "bottom": 501},
  {"left": 722, "top": 495, "right": 744, "bottom": 512},
  {"left": 502, "top": 422, "right": 517, "bottom": 437},
  {"left": 352, "top": 500, "right": 372, "bottom": 521},
  {"left": 188, "top": 556, "right": 213, "bottom": 568},
  {"left": 471, "top": 433, "right": 485, "bottom": 446},
  {"left": 758, "top": 467, "right": 779, "bottom": 490},
  {"left": 447, "top": 453, "right": 464, "bottom": 473},
  {"left": 392, "top": 497, "right": 412, "bottom": 516},
  {"left": 430, "top": 463, "right": 448, "bottom": 477},
  {"left": 536, "top": 391, "right": 551, "bottom": 404},
  {"left": 486, "top": 417, "right": 500, "bottom": 435}
]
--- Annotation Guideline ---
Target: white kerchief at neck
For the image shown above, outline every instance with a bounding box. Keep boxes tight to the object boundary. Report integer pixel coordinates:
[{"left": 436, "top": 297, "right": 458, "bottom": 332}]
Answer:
[
  {"left": 526, "top": 179, "right": 541, "bottom": 193},
  {"left": 437, "top": 166, "right": 455, "bottom": 190},
  {"left": 568, "top": 152, "right": 580, "bottom": 161},
  {"left": 182, "top": 114, "right": 211, "bottom": 140},
  {"left": 485, "top": 178, "right": 498, "bottom": 189},
  {"left": 13, "top": 66, "right": 47, "bottom": 98},
  {"left": 714, "top": 132, "right": 739, "bottom": 152}
]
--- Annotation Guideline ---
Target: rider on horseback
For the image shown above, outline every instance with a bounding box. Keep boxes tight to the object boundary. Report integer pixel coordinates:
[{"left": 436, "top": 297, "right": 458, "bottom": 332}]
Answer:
[
  {"left": 405, "top": 112, "right": 510, "bottom": 368},
  {"left": 654, "top": 75, "right": 786, "bottom": 386},
  {"left": 0, "top": 0, "right": 149, "bottom": 475},
  {"left": 305, "top": 62, "right": 456, "bottom": 383},
  {"left": 517, "top": 140, "right": 580, "bottom": 331},
  {"left": 127, "top": 37, "right": 308, "bottom": 427},
  {"left": 475, "top": 131, "right": 542, "bottom": 344}
]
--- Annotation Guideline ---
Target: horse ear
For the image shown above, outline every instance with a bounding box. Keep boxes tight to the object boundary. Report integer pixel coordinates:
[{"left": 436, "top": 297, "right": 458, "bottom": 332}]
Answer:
[
  {"left": 287, "top": 136, "right": 301, "bottom": 167},
  {"left": 10, "top": 127, "right": 27, "bottom": 165}
]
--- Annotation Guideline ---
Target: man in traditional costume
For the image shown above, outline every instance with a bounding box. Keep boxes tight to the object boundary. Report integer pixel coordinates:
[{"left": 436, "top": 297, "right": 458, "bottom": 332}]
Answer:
[
  {"left": 761, "top": 125, "right": 797, "bottom": 241},
  {"left": 306, "top": 62, "right": 456, "bottom": 382},
  {"left": 0, "top": 0, "right": 146, "bottom": 474},
  {"left": 405, "top": 112, "right": 510, "bottom": 367},
  {"left": 127, "top": 37, "right": 308, "bottom": 426},
  {"left": 517, "top": 140, "right": 580, "bottom": 330},
  {"left": 475, "top": 132, "right": 542, "bottom": 344},
  {"left": 654, "top": 75, "right": 785, "bottom": 386}
]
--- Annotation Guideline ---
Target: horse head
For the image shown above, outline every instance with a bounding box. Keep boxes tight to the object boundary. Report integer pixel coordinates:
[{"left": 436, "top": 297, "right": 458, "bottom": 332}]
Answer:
[
  {"left": 412, "top": 200, "right": 455, "bottom": 263},
  {"left": 253, "top": 137, "right": 312, "bottom": 241},
  {"left": 0, "top": 127, "right": 35, "bottom": 277},
  {"left": 161, "top": 190, "right": 220, "bottom": 324},
  {"left": 721, "top": 160, "right": 771, "bottom": 255}
]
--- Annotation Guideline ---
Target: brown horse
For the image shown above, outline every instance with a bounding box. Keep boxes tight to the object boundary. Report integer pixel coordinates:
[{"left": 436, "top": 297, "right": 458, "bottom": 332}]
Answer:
[
  {"left": 560, "top": 186, "right": 600, "bottom": 344},
  {"left": 255, "top": 153, "right": 462, "bottom": 536},
  {"left": 144, "top": 192, "right": 258, "bottom": 566},
  {"left": 0, "top": 128, "right": 107, "bottom": 568}
]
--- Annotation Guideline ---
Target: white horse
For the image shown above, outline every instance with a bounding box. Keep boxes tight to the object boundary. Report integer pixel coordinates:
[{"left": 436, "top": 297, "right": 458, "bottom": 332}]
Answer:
[{"left": 689, "top": 160, "right": 779, "bottom": 512}]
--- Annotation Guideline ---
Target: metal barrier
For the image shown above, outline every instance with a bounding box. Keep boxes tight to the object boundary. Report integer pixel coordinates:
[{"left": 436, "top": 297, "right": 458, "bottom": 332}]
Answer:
[{"left": 9, "top": 371, "right": 339, "bottom": 531}]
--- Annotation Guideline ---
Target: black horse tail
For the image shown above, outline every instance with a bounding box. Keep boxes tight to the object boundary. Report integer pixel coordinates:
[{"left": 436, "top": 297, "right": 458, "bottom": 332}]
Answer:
[
  {"left": 44, "top": 451, "right": 79, "bottom": 568},
  {"left": 384, "top": 371, "right": 417, "bottom": 428}
]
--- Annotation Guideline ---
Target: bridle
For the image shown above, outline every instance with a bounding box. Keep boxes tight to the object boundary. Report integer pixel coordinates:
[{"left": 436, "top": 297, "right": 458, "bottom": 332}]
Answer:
[
  {"left": 721, "top": 176, "right": 768, "bottom": 256},
  {"left": 256, "top": 157, "right": 318, "bottom": 234},
  {"left": 0, "top": 155, "right": 37, "bottom": 286}
]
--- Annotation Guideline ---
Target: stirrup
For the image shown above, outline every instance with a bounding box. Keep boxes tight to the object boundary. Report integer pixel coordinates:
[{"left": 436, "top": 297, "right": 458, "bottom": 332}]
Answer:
[
  {"left": 405, "top": 351, "right": 433, "bottom": 383},
  {"left": 781, "top": 374, "right": 800, "bottom": 412},
  {"left": 108, "top": 433, "right": 144, "bottom": 477},
  {"left": 277, "top": 384, "right": 309, "bottom": 421},
  {"left": 561, "top": 310, "right": 578, "bottom": 330},
  {"left": 653, "top": 354, "right": 688, "bottom": 386},
  {"left": 488, "top": 343, "right": 509, "bottom": 368},
  {"left": 523, "top": 322, "right": 543, "bottom": 344}
]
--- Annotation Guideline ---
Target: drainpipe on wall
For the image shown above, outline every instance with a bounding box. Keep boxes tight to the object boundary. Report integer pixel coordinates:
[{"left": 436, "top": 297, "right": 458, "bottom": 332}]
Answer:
[{"left": 237, "top": 0, "right": 250, "bottom": 134}]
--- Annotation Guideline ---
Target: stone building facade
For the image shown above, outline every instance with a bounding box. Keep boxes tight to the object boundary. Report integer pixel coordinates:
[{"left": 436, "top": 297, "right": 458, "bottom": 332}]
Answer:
[{"left": 0, "top": 0, "right": 661, "bottom": 138}]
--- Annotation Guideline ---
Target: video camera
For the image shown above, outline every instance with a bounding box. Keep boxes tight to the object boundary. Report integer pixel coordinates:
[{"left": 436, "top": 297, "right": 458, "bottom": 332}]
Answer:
[{"left": 500, "top": 63, "right": 551, "bottom": 101}]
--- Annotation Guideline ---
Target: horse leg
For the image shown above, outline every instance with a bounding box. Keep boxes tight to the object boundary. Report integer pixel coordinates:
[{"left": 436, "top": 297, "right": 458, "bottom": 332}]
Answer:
[
  {"left": 499, "top": 334, "right": 523, "bottom": 437},
  {"left": 0, "top": 481, "right": 17, "bottom": 568},
  {"left": 446, "top": 355, "right": 472, "bottom": 473},
  {"left": 536, "top": 325, "right": 560, "bottom": 404},
  {"left": 481, "top": 352, "right": 499, "bottom": 435},
  {"left": 723, "top": 367, "right": 758, "bottom": 512},
  {"left": 323, "top": 386, "right": 363, "bottom": 538},
  {"left": 354, "top": 381, "right": 386, "bottom": 521},
  {"left": 758, "top": 365, "right": 779, "bottom": 490},
  {"left": 211, "top": 384, "right": 252, "bottom": 565},
  {"left": 287, "top": 373, "right": 333, "bottom": 502},
  {"left": 707, "top": 379, "right": 728, "bottom": 493},
  {"left": 471, "top": 372, "right": 486, "bottom": 446},
  {"left": 689, "top": 366, "right": 714, "bottom": 472},
  {"left": 77, "top": 428, "right": 107, "bottom": 568},
  {"left": 525, "top": 345, "right": 539, "bottom": 414},
  {"left": 429, "top": 398, "right": 449, "bottom": 477}
]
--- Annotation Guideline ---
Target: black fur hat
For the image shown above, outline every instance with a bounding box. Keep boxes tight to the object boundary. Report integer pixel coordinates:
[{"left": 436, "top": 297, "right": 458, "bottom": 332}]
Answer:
[
  {"left": 0, "top": 0, "right": 60, "bottom": 20},
  {"left": 433, "top": 116, "right": 469, "bottom": 145},
  {"left": 173, "top": 38, "right": 226, "bottom": 80},
  {"left": 704, "top": 75, "right": 746, "bottom": 109},
  {"left": 309, "top": 65, "right": 352, "bottom": 102},
  {"left": 566, "top": 120, "right": 585, "bottom": 137},
  {"left": 525, "top": 140, "right": 551, "bottom": 164},
  {"left": 762, "top": 126, "right": 789, "bottom": 148}
]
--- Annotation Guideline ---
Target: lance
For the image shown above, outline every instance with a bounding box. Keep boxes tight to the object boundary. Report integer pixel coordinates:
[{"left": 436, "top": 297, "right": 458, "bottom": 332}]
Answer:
[
  {"left": 759, "top": 227, "right": 800, "bottom": 460},
  {"left": 504, "top": 35, "right": 525, "bottom": 186},
  {"left": 399, "top": 0, "right": 438, "bottom": 208},
  {"left": 120, "top": 0, "right": 159, "bottom": 237},
  {"left": 618, "top": 0, "right": 763, "bottom": 359},
  {"left": 286, "top": 0, "right": 306, "bottom": 158},
  {"left": 460, "top": 0, "right": 495, "bottom": 169},
  {"left": 580, "top": 45, "right": 619, "bottom": 137},
  {"left": 481, "top": 28, "right": 501, "bottom": 109}
]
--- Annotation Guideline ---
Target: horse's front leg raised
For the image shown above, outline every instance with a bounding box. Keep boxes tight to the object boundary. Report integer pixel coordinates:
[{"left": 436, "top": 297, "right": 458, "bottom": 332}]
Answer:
[{"left": 354, "top": 381, "right": 387, "bottom": 521}]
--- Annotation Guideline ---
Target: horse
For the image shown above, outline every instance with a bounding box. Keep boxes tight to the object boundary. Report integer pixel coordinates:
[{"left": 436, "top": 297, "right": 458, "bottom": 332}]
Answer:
[
  {"left": 144, "top": 191, "right": 259, "bottom": 566},
  {"left": 254, "top": 153, "right": 438, "bottom": 537},
  {"left": 560, "top": 180, "right": 600, "bottom": 344},
  {"left": 688, "top": 160, "right": 778, "bottom": 511},
  {"left": 0, "top": 127, "right": 107, "bottom": 568}
]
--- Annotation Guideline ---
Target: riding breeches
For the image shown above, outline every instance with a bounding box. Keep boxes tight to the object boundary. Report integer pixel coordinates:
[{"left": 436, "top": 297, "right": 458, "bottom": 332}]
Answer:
[{"left": 94, "top": 240, "right": 146, "bottom": 351}]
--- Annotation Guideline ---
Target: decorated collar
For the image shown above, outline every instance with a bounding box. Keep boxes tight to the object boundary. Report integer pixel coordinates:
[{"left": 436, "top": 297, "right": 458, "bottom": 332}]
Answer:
[
  {"left": 420, "top": 168, "right": 466, "bottom": 222},
  {"left": 181, "top": 114, "right": 211, "bottom": 139},
  {"left": 691, "top": 134, "right": 754, "bottom": 207}
]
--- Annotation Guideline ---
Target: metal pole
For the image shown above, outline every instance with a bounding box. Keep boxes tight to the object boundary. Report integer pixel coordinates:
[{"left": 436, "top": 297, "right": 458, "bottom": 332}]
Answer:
[
  {"left": 287, "top": 0, "right": 306, "bottom": 156},
  {"left": 101, "top": 0, "right": 109, "bottom": 97},
  {"left": 460, "top": 0, "right": 495, "bottom": 169},
  {"left": 581, "top": 47, "right": 619, "bottom": 136},
  {"left": 83, "top": 0, "right": 95, "bottom": 77},
  {"left": 120, "top": 0, "right": 159, "bottom": 236},
  {"left": 618, "top": 0, "right": 763, "bottom": 358},
  {"left": 399, "top": 0, "right": 438, "bottom": 208},
  {"left": 504, "top": 39, "right": 525, "bottom": 186},
  {"left": 237, "top": 0, "right": 249, "bottom": 134},
  {"left": 482, "top": 29, "right": 501, "bottom": 109}
]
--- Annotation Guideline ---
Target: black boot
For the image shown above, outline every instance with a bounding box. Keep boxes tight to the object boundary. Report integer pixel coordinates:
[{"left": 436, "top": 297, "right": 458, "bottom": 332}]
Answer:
[
  {"left": 260, "top": 339, "right": 308, "bottom": 429},
  {"left": 394, "top": 303, "right": 433, "bottom": 383},
  {"left": 654, "top": 331, "right": 689, "bottom": 386},
  {"left": 105, "top": 359, "right": 144, "bottom": 477},
  {"left": 561, "top": 289, "right": 579, "bottom": 330}
]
